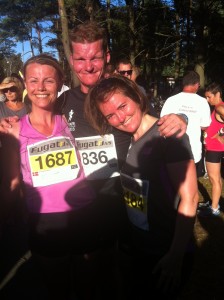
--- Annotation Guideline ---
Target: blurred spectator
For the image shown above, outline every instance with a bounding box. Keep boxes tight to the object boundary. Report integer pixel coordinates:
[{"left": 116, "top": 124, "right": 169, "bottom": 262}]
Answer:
[
  {"left": 161, "top": 71, "right": 211, "bottom": 177},
  {"left": 198, "top": 83, "right": 224, "bottom": 217},
  {"left": 0, "top": 76, "right": 27, "bottom": 119},
  {"left": 116, "top": 58, "right": 158, "bottom": 117}
]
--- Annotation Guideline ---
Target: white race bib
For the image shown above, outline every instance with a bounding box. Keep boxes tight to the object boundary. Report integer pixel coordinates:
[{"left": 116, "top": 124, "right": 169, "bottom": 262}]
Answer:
[
  {"left": 76, "top": 134, "right": 119, "bottom": 180},
  {"left": 27, "top": 136, "right": 80, "bottom": 187}
]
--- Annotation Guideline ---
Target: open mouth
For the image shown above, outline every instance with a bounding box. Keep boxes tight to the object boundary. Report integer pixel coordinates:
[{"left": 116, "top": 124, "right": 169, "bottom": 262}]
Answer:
[{"left": 35, "top": 94, "right": 48, "bottom": 98}]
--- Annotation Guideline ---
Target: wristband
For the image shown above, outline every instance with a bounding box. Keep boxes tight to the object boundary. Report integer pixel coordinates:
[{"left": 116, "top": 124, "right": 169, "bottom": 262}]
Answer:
[
  {"left": 218, "top": 128, "right": 224, "bottom": 136},
  {"left": 178, "top": 113, "right": 188, "bottom": 125}
]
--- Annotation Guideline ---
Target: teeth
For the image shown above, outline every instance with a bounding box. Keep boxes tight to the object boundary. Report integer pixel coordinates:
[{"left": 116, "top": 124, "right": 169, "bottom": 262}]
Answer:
[{"left": 36, "top": 95, "right": 48, "bottom": 98}]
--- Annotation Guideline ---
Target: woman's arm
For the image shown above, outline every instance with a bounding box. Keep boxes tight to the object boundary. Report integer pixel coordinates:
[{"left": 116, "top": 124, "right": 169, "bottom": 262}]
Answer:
[
  {"left": 153, "top": 159, "right": 198, "bottom": 292},
  {"left": 0, "top": 133, "right": 22, "bottom": 225}
]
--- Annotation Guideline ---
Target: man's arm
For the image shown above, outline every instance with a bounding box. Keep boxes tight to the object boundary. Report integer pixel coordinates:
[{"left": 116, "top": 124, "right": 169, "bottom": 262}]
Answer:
[{"left": 157, "top": 114, "right": 187, "bottom": 138}]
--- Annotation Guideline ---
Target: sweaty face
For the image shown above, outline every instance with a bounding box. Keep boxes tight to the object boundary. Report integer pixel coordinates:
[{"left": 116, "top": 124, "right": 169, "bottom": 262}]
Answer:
[
  {"left": 98, "top": 92, "right": 142, "bottom": 134},
  {"left": 25, "top": 63, "right": 61, "bottom": 110},
  {"left": 70, "top": 40, "right": 106, "bottom": 94}
]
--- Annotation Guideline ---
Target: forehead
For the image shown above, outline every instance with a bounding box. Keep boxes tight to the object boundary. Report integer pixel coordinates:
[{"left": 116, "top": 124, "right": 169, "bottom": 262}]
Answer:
[
  {"left": 25, "top": 63, "right": 58, "bottom": 77},
  {"left": 118, "top": 63, "right": 132, "bottom": 70},
  {"left": 71, "top": 39, "right": 104, "bottom": 57},
  {"left": 205, "top": 91, "right": 213, "bottom": 96}
]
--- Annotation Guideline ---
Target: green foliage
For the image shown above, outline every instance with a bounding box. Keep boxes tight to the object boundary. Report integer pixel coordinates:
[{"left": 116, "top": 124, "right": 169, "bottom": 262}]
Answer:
[{"left": 0, "top": 0, "right": 224, "bottom": 95}]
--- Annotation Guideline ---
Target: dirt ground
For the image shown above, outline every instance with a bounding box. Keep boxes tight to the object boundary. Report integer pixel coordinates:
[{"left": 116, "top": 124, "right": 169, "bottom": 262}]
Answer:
[{"left": 181, "top": 176, "right": 224, "bottom": 299}]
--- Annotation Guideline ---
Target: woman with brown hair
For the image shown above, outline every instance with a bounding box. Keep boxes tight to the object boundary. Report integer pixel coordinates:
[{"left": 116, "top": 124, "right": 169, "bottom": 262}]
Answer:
[
  {"left": 198, "top": 83, "right": 224, "bottom": 217},
  {"left": 85, "top": 74, "right": 199, "bottom": 299}
]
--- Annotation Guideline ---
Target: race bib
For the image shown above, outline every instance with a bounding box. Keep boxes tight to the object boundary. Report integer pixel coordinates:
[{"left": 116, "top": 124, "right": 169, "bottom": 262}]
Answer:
[
  {"left": 27, "top": 136, "right": 80, "bottom": 187},
  {"left": 76, "top": 134, "right": 119, "bottom": 180},
  {"left": 121, "top": 173, "right": 149, "bottom": 213},
  {"left": 121, "top": 173, "right": 149, "bottom": 231}
]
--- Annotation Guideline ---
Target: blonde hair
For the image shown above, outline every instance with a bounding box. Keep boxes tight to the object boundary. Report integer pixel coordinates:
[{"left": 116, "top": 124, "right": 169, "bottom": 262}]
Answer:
[{"left": 1, "top": 77, "right": 24, "bottom": 100}]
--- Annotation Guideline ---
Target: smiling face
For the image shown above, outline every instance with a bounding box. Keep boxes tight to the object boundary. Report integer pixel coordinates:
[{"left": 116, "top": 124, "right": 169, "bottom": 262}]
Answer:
[
  {"left": 3, "top": 86, "right": 19, "bottom": 102},
  {"left": 70, "top": 39, "right": 109, "bottom": 94},
  {"left": 24, "top": 63, "right": 60, "bottom": 110},
  {"left": 98, "top": 92, "right": 143, "bottom": 134}
]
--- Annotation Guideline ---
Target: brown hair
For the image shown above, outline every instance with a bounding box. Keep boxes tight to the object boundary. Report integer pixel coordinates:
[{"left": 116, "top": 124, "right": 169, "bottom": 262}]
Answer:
[
  {"left": 182, "top": 71, "right": 200, "bottom": 87},
  {"left": 69, "top": 21, "right": 108, "bottom": 54},
  {"left": 23, "top": 53, "right": 64, "bottom": 86},
  {"left": 85, "top": 74, "right": 148, "bottom": 135},
  {"left": 205, "top": 82, "right": 222, "bottom": 97},
  {"left": 115, "top": 58, "right": 132, "bottom": 70}
]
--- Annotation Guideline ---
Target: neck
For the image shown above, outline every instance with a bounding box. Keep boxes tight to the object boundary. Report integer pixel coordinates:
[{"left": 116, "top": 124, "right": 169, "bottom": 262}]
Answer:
[
  {"left": 29, "top": 109, "right": 55, "bottom": 136},
  {"left": 183, "top": 85, "right": 198, "bottom": 93},
  {"left": 133, "top": 114, "right": 157, "bottom": 141},
  {"left": 80, "top": 84, "right": 89, "bottom": 94},
  {"left": 6, "top": 100, "right": 23, "bottom": 110}
]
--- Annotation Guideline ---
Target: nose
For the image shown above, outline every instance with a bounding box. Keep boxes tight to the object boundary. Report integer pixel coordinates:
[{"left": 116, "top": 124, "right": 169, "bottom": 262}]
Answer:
[
  {"left": 85, "top": 60, "right": 94, "bottom": 72},
  {"left": 116, "top": 111, "right": 126, "bottom": 123},
  {"left": 37, "top": 82, "right": 45, "bottom": 91}
]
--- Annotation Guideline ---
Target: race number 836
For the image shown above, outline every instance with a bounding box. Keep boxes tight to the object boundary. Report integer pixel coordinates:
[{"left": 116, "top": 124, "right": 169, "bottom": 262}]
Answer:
[{"left": 81, "top": 150, "right": 108, "bottom": 165}]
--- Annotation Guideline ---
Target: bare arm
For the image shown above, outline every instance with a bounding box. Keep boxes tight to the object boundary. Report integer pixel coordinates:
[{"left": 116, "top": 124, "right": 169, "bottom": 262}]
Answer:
[
  {"left": 211, "top": 104, "right": 224, "bottom": 142},
  {"left": 215, "top": 103, "right": 224, "bottom": 120},
  {"left": 157, "top": 114, "right": 187, "bottom": 138},
  {"left": 153, "top": 159, "right": 198, "bottom": 292}
]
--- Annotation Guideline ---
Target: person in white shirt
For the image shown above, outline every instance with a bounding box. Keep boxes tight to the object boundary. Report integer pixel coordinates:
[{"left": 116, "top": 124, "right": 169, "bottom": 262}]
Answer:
[{"left": 160, "top": 70, "right": 211, "bottom": 177}]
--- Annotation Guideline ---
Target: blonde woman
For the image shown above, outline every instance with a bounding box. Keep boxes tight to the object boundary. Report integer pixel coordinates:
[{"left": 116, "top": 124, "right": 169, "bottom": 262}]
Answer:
[{"left": 0, "top": 76, "right": 27, "bottom": 118}]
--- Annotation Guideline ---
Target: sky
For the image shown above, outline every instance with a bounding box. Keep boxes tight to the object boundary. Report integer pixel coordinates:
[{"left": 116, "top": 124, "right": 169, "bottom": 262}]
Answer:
[
  {"left": 15, "top": 37, "right": 58, "bottom": 63},
  {"left": 15, "top": 38, "right": 58, "bottom": 63},
  {"left": 14, "top": 22, "right": 58, "bottom": 63}
]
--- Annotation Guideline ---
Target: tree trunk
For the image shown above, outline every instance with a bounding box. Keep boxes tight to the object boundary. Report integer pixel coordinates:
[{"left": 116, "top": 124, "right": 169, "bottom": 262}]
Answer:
[
  {"left": 174, "top": 12, "right": 180, "bottom": 79},
  {"left": 126, "top": 0, "right": 135, "bottom": 64},
  {"left": 58, "top": 0, "right": 79, "bottom": 87}
]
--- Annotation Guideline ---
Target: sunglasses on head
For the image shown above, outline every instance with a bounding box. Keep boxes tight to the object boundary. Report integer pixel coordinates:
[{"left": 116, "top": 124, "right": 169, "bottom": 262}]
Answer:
[
  {"left": 118, "top": 70, "right": 133, "bottom": 76},
  {"left": 2, "top": 86, "right": 17, "bottom": 93}
]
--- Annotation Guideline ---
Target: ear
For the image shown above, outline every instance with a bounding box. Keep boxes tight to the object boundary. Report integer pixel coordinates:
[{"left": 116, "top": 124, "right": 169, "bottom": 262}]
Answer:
[
  {"left": 106, "top": 49, "right": 110, "bottom": 64},
  {"left": 216, "top": 91, "right": 221, "bottom": 99}
]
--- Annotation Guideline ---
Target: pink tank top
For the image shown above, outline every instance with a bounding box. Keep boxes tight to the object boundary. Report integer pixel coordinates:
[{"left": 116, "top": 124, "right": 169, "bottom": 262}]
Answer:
[
  {"left": 205, "top": 110, "right": 224, "bottom": 151},
  {"left": 19, "top": 114, "right": 95, "bottom": 213}
]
